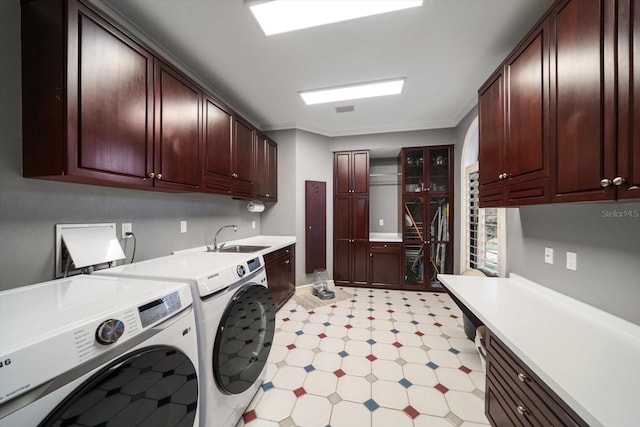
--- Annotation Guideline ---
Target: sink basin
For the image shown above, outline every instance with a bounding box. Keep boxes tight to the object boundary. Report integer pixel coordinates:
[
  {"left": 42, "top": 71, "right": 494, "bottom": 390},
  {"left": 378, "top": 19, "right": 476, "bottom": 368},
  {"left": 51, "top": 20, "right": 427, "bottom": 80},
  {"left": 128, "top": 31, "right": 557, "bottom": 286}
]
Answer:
[{"left": 216, "top": 245, "right": 270, "bottom": 253}]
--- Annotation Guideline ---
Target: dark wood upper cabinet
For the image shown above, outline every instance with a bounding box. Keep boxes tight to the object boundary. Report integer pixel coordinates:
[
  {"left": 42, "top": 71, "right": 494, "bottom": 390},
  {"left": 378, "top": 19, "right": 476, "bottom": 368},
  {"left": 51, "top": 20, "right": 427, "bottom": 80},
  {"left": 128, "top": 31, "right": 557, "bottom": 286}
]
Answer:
[
  {"left": 617, "top": 0, "right": 640, "bottom": 200},
  {"left": 202, "top": 95, "right": 233, "bottom": 195},
  {"left": 478, "top": 17, "right": 549, "bottom": 207},
  {"left": 550, "top": 0, "right": 617, "bottom": 203},
  {"left": 22, "top": 0, "right": 155, "bottom": 189},
  {"left": 254, "top": 132, "right": 278, "bottom": 202},
  {"left": 153, "top": 60, "right": 201, "bottom": 191},
  {"left": 232, "top": 118, "right": 255, "bottom": 199},
  {"left": 335, "top": 151, "right": 369, "bottom": 195}
]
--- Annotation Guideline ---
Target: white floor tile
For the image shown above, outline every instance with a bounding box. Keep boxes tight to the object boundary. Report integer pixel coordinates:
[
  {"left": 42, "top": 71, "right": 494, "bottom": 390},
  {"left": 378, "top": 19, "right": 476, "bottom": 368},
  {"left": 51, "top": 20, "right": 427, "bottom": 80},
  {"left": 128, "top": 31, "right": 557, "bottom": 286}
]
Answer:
[
  {"left": 371, "top": 343, "right": 400, "bottom": 360},
  {"left": 341, "top": 355, "right": 372, "bottom": 377},
  {"left": 346, "top": 340, "right": 372, "bottom": 357},
  {"left": 318, "top": 337, "right": 345, "bottom": 353},
  {"left": 271, "top": 365, "right": 307, "bottom": 390},
  {"left": 254, "top": 388, "right": 297, "bottom": 422},
  {"left": 371, "top": 359, "right": 404, "bottom": 381},
  {"left": 407, "top": 385, "right": 450, "bottom": 417},
  {"left": 312, "top": 352, "right": 343, "bottom": 372},
  {"left": 428, "top": 349, "right": 464, "bottom": 368},
  {"left": 413, "top": 414, "right": 455, "bottom": 427},
  {"left": 435, "top": 367, "right": 477, "bottom": 392},
  {"left": 348, "top": 327, "right": 372, "bottom": 341},
  {"left": 291, "top": 394, "right": 332, "bottom": 427},
  {"left": 398, "top": 346, "right": 429, "bottom": 364},
  {"left": 294, "top": 333, "right": 322, "bottom": 350},
  {"left": 337, "top": 375, "right": 371, "bottom": 403},
  {"left": 303, "top": 370, "right": 338, "bottom": 396},
  {"left": 402, "top": 363, "right": 439, "bottom": 387},
  {"left": 284, "top": 347, "right": 315, "bottom": 367},
  {"left": 330, "top": 400, "right": 372, "bottom": 427},
  {"left": 371, "top": 407, "right": 414, "bottom": 427},
  {"left": 371, "top": 380, "right": 410, "bottom": 410},
  {"left": 445, "top": 390, "right": 489, "bottom": 424}
]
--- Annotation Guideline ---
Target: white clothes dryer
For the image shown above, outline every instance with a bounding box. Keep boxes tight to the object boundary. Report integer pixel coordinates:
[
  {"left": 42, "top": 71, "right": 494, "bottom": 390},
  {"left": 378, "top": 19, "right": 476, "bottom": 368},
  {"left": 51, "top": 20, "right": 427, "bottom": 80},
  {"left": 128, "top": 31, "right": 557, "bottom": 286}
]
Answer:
[
  {"left": 0, "top": 275, "right": 199, "bottom": 427},
  {"left": 96, "top": 252, "right": 275, "bottom": 427}
]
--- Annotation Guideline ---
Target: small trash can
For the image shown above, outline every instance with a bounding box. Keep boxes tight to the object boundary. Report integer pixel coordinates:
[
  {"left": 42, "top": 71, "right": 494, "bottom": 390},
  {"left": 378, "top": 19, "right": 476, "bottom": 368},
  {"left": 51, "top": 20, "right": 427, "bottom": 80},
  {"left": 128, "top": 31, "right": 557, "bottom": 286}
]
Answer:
[{"left": 312, "top": 269, "right": 334, "bottom": 299}]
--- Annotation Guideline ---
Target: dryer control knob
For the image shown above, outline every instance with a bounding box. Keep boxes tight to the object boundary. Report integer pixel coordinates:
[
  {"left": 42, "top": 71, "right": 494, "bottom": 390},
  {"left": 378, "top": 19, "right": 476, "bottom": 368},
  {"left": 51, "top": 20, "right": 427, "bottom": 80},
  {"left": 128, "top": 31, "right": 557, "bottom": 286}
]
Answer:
[
  {"left": 236, "top": 265, "right": 246, "bottom": 277},
  {"left": 96, "top": 319, "right": 125, "bottom": 345}
]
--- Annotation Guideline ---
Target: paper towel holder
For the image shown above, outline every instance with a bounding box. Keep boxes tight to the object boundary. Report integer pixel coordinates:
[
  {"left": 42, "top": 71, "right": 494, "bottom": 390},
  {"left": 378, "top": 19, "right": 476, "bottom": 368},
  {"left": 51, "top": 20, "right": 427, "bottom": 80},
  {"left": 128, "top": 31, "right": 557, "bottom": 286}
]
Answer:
[{"left": 247, "top": 201, "right": 265, "bottom": 213}]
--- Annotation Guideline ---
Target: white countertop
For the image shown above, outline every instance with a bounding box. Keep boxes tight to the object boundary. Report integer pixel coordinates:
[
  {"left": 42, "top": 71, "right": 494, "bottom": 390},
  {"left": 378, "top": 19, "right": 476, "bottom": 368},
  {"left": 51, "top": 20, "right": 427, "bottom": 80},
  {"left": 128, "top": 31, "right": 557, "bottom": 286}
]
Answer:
[
  {"left": 437, "top": 273, "right": 640, "bottom": 427},
  {"left": 369, "top": 232, "right": 402, "bottom": 242}
]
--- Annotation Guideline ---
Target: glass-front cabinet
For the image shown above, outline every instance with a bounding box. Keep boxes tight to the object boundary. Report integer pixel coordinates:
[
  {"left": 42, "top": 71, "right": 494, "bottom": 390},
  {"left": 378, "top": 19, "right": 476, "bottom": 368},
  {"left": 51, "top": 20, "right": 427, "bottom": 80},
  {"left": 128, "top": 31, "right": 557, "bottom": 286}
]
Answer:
[{"left": 401, "top": 146, "right": 453, "bottom": 291}]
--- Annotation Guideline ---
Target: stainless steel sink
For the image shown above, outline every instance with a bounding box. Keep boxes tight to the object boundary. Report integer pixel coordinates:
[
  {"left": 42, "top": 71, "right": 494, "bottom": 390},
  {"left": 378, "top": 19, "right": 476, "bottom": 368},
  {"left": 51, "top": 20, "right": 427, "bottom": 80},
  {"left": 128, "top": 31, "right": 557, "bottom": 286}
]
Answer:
[{"left": 216, "top": 245, "right": 270, "bottom": 253}]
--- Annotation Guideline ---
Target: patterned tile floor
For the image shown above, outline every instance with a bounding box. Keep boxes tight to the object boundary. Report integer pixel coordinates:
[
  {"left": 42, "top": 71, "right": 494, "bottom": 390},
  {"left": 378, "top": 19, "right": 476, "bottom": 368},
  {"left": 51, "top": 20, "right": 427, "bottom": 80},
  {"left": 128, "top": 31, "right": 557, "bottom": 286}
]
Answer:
[{"left": 236, "top": 286, "right": 489, "bottom": 427}]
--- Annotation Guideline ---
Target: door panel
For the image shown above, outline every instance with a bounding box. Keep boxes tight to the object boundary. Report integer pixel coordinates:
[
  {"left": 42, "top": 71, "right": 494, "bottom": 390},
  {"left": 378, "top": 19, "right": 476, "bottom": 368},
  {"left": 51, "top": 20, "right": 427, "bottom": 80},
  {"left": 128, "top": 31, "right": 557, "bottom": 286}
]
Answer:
[
  {"left": 335, "top": 152, "right": 351, "bottom": 195},
  {"left": 478, "top": 71, "right": 506, "bottom": 187},
  {"left": 351, "top": 196, "right": 369, "bottom": 240},
  {"left": 334, "top": 197, "right": 351, "bottom": 240},
  {"left": 352, "top": 241, "right": 369, "bottom": 286},
  {"left": 203, "top": 97, "right": 232, "bottom": 179},
  {"left": 334, "top": 240, "right": 351, "bottom": 285},
  {"left": 305, "top": 181, "right": 327, "bottom": 274},
  {"left": 352, "top": 151, "right": 369, "bottom": 194}
]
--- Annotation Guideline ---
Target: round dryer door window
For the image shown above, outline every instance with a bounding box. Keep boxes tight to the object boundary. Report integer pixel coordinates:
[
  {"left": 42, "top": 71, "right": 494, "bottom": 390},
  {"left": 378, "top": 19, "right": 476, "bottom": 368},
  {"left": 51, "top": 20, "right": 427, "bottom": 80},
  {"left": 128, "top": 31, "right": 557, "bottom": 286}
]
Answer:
[
  {"left": 41, "top": 347, "right": 198, "bottom": 427},
  {"left": 213, "top": 284, "right": 276, "bottom": 395}
]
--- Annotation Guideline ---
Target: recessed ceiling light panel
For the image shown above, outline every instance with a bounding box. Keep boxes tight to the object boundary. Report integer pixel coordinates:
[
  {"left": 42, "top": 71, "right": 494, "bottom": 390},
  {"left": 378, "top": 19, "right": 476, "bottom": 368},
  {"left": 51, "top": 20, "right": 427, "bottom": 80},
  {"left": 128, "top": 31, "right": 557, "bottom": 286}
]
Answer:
[
  {"left": 300, "top": 78, "right": 405, "bottom": 105},
  {"left": 248, "top": 0, "right": 423, "bottom": 36}
]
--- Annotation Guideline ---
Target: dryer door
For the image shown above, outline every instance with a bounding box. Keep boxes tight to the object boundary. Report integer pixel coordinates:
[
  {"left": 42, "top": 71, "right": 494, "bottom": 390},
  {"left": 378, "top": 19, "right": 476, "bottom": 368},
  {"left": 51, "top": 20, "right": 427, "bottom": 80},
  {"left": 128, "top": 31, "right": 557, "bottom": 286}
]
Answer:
[
  {"left": 40, "top": 346, "right": 198, "bottom": 427},
  {"left": 213, "top": 284, "right": 276, "bottom": 395}
]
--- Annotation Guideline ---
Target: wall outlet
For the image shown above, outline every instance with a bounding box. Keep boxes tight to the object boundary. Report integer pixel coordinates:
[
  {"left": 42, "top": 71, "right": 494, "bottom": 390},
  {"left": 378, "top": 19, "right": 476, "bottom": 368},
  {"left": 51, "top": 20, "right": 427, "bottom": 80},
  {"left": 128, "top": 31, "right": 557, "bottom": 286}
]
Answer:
[
  {"left": 544, "top": 247, "right": 554, "bottom": 264},
  {"left": 252, "top": 221, "right": 256, "bottom": 230},
  {"left": 180, "top": 220, "right": 187, "bottom": 233},
  {"left": 566, "top": 251, "right": 577, "bottom": 271},
  {"left": 379, "top": 219, "right": 384, "bottom": 226},
  {"left": 122, "top": 223, "right": 132, "bottom": 239}
]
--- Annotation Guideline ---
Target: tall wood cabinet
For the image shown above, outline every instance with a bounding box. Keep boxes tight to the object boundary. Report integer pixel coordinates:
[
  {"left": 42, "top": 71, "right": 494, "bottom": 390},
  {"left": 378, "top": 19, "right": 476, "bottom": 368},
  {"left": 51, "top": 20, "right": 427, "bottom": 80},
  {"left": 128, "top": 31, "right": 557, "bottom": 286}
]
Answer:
[
  {"left": 402, "top": 146, "right": 454, "bottom": 291},
  {"left": 255, "top": 132, "right": 278, "bottom": 202},
  {"left": 333, "top": 151, "right": 369, "bottom": 287}
]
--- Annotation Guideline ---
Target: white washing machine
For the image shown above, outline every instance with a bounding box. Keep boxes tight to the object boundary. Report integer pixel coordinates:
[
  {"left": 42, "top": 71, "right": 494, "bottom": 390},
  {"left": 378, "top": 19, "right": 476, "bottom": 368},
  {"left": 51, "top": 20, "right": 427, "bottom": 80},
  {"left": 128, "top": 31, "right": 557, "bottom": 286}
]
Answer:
[
  {"left": 96, "top": 252, "right": 275, "bottom": 427},
  {"left": 0, "top": 275, "right": 199, "bottom": 427}
]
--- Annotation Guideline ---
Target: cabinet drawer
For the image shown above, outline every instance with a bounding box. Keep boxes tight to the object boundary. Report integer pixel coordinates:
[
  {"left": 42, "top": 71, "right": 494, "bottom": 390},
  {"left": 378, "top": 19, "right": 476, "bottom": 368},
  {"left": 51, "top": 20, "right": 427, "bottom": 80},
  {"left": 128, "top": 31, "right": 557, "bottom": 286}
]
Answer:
[
  {"left": 487, "top": 331, "right": 586, "bottom": 427},
  {"left": 369, "top": 242, "right": 401, "bottom": 251},
  {"left": 486, "top": 375, "right": 529, "bottom": 427},
  {"left": 278, "top": 245, "right": 295, "bottom": 261}
]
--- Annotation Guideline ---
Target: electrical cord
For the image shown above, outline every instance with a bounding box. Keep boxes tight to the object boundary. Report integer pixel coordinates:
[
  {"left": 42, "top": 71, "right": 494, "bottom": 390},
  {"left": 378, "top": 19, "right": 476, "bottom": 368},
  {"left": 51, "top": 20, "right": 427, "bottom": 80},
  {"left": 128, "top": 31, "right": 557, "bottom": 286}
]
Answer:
[{"left": 126, "top": 232, "right": 136, "bottom": 263}]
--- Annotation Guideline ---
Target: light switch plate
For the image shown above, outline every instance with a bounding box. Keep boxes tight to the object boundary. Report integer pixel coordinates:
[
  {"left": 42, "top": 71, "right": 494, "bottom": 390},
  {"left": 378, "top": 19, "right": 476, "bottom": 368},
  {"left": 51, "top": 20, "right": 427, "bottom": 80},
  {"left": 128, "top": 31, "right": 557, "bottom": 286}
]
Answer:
[
  {"left": 566, "top": 251, "right": 577, "bottom": 271},
  {"left": 544, "top": 247, "right": 553, "bottom": 264},
  {"left": 180, "top": 221, "right": 187, "bottom": 233},
  {"left": 379, "top": 219, "right": 384, "bottom": 226}
]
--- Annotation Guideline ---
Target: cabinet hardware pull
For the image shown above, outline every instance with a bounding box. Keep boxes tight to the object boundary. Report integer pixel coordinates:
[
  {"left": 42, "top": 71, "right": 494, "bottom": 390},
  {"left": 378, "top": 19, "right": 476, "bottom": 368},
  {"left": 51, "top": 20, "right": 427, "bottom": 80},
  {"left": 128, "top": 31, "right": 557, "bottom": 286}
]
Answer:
[
  {"left": 517, "top": 373, "right": 528, "bottom": 382},
  {"left": 148, "top": 172, "right": 155, "bottom": 179},
  {"left": 266, "top": 193, "right": 270, "bottom": 197},
  {"left": 613, "top": 176, "right": 626, "bottom": 186},
  {"left": 516, "top": 405, "right": 529, "bottom": 416},
  {"left": 600, "top": 178, "right": 612, "bottom": 187},
  {"left": 156, "top": 173, "right": 162, "bottom": 180},
  {"left": 285, "top": 260, "right": 290, "bottom": 264},
  {"left": 370, "top": 253, "right": 372, "bottom": 257}
]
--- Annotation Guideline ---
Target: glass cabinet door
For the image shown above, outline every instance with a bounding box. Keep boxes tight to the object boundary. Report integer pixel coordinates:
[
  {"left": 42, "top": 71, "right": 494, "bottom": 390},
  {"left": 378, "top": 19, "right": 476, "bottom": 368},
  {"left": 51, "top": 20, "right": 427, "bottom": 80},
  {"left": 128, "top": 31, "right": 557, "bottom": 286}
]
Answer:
[
  {"left": 403, "top": 196, "right": 425, "bottom": 287},
  {"left": 427, "top": 148, "right": 450, "bottom": 192},
  {"left": 404, "top": 149, "right": 425, "bottom": 193},
  {"left": 428, "top": 196, "right": 451, "bottom": 289}
]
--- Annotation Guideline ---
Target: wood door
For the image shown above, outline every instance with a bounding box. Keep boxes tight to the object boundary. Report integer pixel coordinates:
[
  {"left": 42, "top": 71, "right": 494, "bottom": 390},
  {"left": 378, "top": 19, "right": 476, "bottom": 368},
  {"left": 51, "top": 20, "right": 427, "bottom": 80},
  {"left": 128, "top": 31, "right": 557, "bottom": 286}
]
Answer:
[
  {"left": 334, "top": 152, "right": 352, "bottom": 195},
  {"left": 232, "top": 118, "right": 255, "bottom": 198},
  {"left": 305, "top": 181, "right": 326, "bottom": 274},
  {"left": 352, "top": 151, "right": 370, "bottom": 194},
  {"left": 202, "top": 95, "right": 232, "bottom": 194},
  {"left": 333, "top": 196, "right": 351, "bottom": 285},
  {"left": 550, "top": 0, "right": 616, "bottom": 202},
  {"left": 478, "top": 69, "right": 506, "bottom": 189},
  {"left": 618, "top": 0, "right": 640, "bottom": 200},
  {"left": 282, "top": 246, "right": 296, "bottom": 301},
  {"left": 65, "top": 2, "right": 154, "bottom": 186},
  {"left": 352, "top": 241, "right": 369, "bottom": 286},
  {"left": 506, "top": 20, "right": 549, "bottom": 186},
  {"left": 254, "top": 133, "right": 268, "bottom": 198},
  {"left": 154, "top": 60, "right": 201, "bottom": 191}
]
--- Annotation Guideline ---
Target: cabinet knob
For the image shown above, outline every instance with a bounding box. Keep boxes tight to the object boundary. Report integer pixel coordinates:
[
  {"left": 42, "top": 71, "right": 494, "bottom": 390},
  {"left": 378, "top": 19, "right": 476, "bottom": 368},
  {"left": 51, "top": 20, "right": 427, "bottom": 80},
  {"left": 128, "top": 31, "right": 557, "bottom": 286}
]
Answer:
[
  {"left": 266, "top": 193, "right": 270, "bottom": 197},
  {"left": 516, "top": 405, "right": 529, "bottom": 416},
  {"left": 232, "top": 173, "right": 238, "bottom": 178},
  {"left": 148, "top": 172, "right": 155, "bottom": 179},
  {"left": 156, "top": 173, "right": 162, "bottom": 180},
  {"left": 517, "top": 373, "right": 528, "bottom": 382},
  {"left": 600, "top": 178, "right": 612, "bottom": 187},
  {"left": 285, "top": 259, "right": 290, "bottom": 264},
  {"left": 370, "top": 253, "right": 372, "bottom": 257},
  {"left": 613, "top": 176, "right": 626, "bottom": 186}
]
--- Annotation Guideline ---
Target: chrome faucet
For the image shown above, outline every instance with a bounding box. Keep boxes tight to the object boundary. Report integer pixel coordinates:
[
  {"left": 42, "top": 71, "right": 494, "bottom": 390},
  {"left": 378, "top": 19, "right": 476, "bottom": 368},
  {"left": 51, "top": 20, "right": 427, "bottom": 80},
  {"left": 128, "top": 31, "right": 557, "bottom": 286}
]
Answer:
[{"left": 212, "top": 224, "right": 237, "bottom": 251}]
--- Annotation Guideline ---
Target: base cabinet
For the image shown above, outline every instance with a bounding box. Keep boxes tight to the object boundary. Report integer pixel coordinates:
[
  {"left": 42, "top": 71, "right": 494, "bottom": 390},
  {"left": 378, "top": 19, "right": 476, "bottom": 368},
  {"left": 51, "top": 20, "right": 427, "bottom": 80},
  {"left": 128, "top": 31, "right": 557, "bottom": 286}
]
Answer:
[
  {"left": 265, "top": 245, "right": 295, "bottom": 311},
  {"left": 485, "top": 329, "right": 587, "bottom": 427},
  {"left": 369, "top": 242, "right": 401, "bottom": 287}
]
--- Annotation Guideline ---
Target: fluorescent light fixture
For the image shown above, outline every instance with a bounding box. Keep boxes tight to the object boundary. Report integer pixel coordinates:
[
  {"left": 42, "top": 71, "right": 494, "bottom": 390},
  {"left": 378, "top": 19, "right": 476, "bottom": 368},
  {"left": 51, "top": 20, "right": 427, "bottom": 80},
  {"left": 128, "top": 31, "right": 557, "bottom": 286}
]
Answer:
[
  {"left": 300, "top": 78, "right": 405, "bottom": 105},
  {"left": 248, "top": 0, "right": 423, "bottom": 36}
]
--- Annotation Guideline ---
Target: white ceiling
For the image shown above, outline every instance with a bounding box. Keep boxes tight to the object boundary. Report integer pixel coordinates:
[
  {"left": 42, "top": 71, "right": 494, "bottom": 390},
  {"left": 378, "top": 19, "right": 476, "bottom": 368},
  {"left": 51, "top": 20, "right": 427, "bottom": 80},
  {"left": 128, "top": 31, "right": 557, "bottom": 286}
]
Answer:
[{"left": 97, "top": 0, "right": 553, "bottom": 137}]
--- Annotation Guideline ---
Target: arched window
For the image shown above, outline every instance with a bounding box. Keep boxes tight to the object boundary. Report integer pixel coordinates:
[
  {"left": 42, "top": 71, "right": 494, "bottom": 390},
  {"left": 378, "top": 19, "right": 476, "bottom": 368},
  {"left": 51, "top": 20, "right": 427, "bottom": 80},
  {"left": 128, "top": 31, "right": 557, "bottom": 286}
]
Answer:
[{"left": 460, "top": 117, "right": 506, "bottom": 276}]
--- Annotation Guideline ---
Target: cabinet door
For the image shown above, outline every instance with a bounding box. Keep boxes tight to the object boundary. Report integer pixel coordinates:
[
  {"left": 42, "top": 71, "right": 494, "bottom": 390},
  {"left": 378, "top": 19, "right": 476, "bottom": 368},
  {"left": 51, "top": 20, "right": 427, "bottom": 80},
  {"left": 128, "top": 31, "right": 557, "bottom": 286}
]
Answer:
[
  {"left": 333, "top": 240, "right": 351, "bottom": 286},
  {"left": 334, "top": 152, "right": 352, "bottom": 195},
  {"left": 352, "top": 241, "right": 369, "bottom": 286},
  {"left": 254, "top": 133, "right": 268, "bottom": 198},
  {"left": 550, "top": 0, "right": 617, "bottom": 202},
  {"left": 266, "top": 139, "right": 278, "bottom": 200},
  {"left": 369, "top": 244, "right": 401, "bottom": 287},
  {"left": 618, "top": 0, "right": 640, "bottom": 200},
  {"left": 351, "top": 196, "right": 369, "bottom": 240},
  {"left": 154, "top": 60, "right": 201, "bottom": 191},
  {"left": 232, "top": 118, "right": 255, "bottom": 198},
  {"left": 428, "top": 196, "right": 452, "bottom": 290},
  {"left": 403, "top": 148, "right": 426, "bottom": 193},
  {"left": 66, "top": 2, "right": 154, "bottom": 186},
  {"left": 352, "top": 151, "right": 370, "bottom": 194},
  {"left": 202, "top": 96, "right": 232, "bottom": 195},
  {"left": 506, "top": 21, "right": 549, "bottom": 186},
  {"left": 478, "top": 70, "right": 506, "bottom": 190}
]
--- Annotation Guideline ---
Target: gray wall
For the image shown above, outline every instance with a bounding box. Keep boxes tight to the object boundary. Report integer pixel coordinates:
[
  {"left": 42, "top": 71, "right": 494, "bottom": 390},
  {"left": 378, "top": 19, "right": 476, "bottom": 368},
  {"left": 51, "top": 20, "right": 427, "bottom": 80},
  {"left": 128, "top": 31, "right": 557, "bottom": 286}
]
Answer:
[
  {"left": 507, "top": 203, "right": 640, "bottom": 325},
  {"left": 0, "top": 0, "right": 262, "bottom": 290},
  {"left": 369, "top": 158, "right": 401, "bottom": 234}
]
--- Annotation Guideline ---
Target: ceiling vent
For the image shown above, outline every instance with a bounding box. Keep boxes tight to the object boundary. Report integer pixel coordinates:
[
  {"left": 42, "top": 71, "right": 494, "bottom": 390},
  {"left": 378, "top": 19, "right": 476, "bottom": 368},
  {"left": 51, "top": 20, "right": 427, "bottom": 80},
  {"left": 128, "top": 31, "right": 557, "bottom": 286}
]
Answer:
[{"left": 335, "top": 105, "right": 355, "bottom": 113}]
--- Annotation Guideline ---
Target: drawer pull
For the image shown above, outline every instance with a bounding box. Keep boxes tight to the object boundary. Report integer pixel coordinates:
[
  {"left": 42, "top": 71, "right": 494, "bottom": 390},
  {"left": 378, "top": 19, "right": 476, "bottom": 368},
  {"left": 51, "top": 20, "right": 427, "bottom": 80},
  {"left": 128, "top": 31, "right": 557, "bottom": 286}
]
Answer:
[
  {"left": 516, "top": 405, "right": 529, "bottom": 416},
  {"left": 517, "top": 373, "right": 528, "bottom": 382}
]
